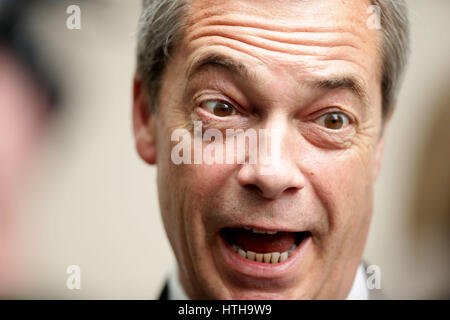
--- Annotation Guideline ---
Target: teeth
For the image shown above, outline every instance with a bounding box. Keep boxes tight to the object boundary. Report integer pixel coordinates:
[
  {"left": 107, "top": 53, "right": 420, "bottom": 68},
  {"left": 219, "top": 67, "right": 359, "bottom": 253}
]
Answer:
[
  {"left": 233, "top": 244, "right": 294, "bottom": 264},
  {"left": 238, "top": 248, "right": 247, "bottom": 258},
  {"left": 251, "top": 228, "right": 278, "bottom": 235},
  {"left": 255, "top": 253, "right": 263, "bottom": 262},
  {"left": 246, "top": 251, "right": 256, "bottom": 261},
  {"left": 271, "top": 252, "right": 280, "bottom": 263},
  {"left": 252, "top": 228, "right": 266, "bottom": 234}
]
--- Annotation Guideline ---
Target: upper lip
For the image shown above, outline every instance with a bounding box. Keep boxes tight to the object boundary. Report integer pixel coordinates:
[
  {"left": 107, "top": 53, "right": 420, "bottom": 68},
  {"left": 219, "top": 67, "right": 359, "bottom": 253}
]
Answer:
[{"left": 221, "top": 224, "right": 306, "bottom": 233}]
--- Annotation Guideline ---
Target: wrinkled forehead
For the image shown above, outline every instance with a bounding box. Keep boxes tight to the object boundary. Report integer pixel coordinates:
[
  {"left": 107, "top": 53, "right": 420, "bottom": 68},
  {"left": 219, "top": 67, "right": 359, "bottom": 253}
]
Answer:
[
  {"left": 186, "top": 0, "right": 374, "bottom": 29},
  {"left": 180, "top": 0, "right": 380, "bottom": 82}
]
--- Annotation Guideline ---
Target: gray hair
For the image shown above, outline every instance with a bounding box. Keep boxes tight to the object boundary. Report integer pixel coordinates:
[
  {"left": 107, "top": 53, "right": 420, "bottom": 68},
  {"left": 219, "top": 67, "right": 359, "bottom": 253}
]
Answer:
[{"left": 136, "top": 0, "right": 410, "bottom": 118}]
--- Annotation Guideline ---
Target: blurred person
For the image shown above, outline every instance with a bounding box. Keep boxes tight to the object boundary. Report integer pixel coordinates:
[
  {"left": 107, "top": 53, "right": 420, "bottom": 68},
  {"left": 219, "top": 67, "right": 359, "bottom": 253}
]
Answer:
[
  {"left": 0, "top": 0, "right": 59, "bottom": 295},
  {"left": 132, "top": 0, "right": 409, "bottom": 299}
]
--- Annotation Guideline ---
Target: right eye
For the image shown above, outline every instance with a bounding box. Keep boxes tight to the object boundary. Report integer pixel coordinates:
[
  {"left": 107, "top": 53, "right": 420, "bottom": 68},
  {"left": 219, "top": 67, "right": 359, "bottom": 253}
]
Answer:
[{"left": 201, "top": 100, "right": 237, "bottom": 117}]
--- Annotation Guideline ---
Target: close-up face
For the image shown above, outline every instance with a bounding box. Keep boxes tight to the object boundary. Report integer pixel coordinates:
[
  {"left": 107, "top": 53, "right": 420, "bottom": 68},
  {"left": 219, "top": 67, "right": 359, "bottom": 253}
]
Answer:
[{"left": 135, "top": 0, "right": 387, "bottom": 299}]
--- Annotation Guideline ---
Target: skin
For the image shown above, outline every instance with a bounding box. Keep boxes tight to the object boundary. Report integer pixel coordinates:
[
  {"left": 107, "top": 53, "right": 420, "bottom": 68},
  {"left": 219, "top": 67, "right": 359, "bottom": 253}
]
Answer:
[
  {"left": 0, "top": 48, "right": 47, "bottom": 294},
  {"left": 134, "top": 0, "right": 389, "bottom": 299}
]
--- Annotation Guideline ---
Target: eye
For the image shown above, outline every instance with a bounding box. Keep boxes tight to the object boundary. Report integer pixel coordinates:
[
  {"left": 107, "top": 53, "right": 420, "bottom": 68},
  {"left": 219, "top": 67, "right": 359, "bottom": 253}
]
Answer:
[
  {"left": 315, "top": 112, "right": 350, "bottom": 130},
  {"left": 201, "top": 100, "right": 237, "bottom": 117}
]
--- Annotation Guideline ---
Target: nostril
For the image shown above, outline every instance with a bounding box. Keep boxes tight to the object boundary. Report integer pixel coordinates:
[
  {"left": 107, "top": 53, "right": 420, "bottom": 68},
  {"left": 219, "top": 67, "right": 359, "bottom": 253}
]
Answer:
[
  {"left": 284, "top": 186, "right": 299, "bottom": 194},
  {"left": 244, "top": 184, "right": 299, "bottom": 200},
  {"left": 245, "top": 184, "right": 262, "bottom": 194}
]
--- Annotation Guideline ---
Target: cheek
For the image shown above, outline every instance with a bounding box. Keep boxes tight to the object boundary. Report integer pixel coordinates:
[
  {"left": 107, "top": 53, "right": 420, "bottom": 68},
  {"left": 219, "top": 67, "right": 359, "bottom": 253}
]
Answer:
[
  {"left": 156, "top": 125, "right": 236, "bottom": 239},
  {"left": 159, "top": 120, "right": 238, "bottom": 203},
  {"left": 304, "top": 148, "right": 376, "bottom": 233}
]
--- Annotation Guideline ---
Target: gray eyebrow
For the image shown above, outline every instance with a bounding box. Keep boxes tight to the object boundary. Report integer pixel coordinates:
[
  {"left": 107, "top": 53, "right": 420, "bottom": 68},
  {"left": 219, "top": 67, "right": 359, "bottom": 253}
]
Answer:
[
  {"left": 186, "top": 53, "right": 370, "bottom": 110},
  {"left": 310, "top": 76, "right": 370, "bottom": 110},
  {"left": 186, "top": 53, "right": 255, "bottom": 82}
]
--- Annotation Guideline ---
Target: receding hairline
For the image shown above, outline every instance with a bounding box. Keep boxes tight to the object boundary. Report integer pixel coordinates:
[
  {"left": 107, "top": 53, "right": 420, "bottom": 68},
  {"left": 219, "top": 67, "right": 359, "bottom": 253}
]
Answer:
[{"left": 137, "top": 0, "right": 409, "bottom": 116}]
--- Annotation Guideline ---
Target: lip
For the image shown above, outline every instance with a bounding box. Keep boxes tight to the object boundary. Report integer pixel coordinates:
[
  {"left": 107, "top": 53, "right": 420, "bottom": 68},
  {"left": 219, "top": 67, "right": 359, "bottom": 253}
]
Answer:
[
  {"left": 217, "top": 229, "right": 312, "bottom": 279},
  {"left": 224, "top": 225, "right": 303, "bottom": 233}
]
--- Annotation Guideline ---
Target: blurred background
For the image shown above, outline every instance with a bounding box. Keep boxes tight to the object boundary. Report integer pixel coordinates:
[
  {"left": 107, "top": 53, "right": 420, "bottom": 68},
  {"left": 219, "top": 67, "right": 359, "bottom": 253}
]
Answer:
[{"left": 0, "top": 0, "right": 448, "bottom": 299}]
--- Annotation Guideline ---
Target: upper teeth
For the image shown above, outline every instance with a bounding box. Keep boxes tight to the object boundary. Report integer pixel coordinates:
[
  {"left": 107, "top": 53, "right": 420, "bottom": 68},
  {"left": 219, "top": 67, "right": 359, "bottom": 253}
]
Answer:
[{"left": 244, "top": 227, "right": 277, "bottom": 235}]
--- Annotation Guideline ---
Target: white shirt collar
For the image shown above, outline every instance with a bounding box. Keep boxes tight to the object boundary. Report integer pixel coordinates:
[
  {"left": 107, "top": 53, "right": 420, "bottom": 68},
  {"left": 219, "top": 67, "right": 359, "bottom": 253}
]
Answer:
[
  {"left": 167, "top": 262, "right": 368, "bottom": 300},
  {"left": 345, "top": 263, "right": 369, "bottom": 300}
]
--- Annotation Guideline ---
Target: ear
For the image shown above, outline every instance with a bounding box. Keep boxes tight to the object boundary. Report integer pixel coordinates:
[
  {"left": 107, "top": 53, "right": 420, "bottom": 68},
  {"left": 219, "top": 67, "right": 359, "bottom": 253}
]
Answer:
[
  {"left": 373, "top": 114, "right": 392, "bottom": 180},
  {"left": 133, "top": 74, "right": 157, "bottom": 165}
]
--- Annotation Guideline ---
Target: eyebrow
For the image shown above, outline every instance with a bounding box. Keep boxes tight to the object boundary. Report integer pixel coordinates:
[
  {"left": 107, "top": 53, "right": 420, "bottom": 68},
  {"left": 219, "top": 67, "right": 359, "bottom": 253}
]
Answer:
[
  {"left": 186, "top": 53, "right": 370, "bottom": 109},
  {"left": 310, "top": 77, "right": 370, "bottom": 109},
  {"left": 186, "top": 53, "right": 255, "bottom": 82}
]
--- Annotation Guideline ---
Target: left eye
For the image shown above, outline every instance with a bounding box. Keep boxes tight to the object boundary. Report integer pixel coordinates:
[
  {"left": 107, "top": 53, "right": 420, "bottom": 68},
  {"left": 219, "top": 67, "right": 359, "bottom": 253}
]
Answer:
[
  {"left": 315, "top": 112, "right": 350, "bottom": 130},
  {"left": 201, "top": 100, "right": 237, "bottom": 117}
]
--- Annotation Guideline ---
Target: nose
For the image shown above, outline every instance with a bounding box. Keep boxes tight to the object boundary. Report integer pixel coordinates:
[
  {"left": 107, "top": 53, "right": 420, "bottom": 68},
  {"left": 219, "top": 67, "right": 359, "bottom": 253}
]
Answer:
[{"left": 236, "top": 123, "right": 306, "bottom": 200}]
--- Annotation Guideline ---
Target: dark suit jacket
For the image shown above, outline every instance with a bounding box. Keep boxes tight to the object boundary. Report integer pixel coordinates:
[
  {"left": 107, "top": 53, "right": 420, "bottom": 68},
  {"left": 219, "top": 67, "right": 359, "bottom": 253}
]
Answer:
[{"left": 158, "top": 281, "right": 169, "bottom": 300}]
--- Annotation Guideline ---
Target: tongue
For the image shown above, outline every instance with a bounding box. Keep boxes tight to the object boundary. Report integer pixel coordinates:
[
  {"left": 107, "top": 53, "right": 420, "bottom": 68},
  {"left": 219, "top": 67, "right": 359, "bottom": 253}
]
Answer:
[{"left": 233, "top": 229, "right": 296, "bottom": 253}]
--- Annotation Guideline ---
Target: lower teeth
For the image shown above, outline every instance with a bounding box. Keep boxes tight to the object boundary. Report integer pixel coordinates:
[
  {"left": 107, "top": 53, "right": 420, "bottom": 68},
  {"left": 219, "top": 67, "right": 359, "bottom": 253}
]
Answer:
[{"left": 232, "top": 244, "right": 296, "bottom": 263}]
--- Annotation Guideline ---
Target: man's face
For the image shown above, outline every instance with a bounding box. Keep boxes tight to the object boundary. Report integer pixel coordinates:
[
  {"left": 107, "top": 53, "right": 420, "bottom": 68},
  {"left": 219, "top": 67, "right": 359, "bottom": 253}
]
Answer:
[{"left": 135, "top": 0, "right": 386, "bottom": 299}]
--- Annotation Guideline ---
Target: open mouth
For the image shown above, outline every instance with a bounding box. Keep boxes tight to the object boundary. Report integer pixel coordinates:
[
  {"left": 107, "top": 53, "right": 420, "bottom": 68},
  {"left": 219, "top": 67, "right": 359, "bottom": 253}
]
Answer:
[{"left": 220, "top": 227, "right": 311, "bottom": 264}]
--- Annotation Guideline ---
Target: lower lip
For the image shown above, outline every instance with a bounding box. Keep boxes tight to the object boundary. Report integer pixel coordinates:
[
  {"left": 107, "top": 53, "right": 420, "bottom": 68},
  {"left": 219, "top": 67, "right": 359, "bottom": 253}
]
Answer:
[{"left": 218, "top": 232, "right": 312, "bottom": 279}]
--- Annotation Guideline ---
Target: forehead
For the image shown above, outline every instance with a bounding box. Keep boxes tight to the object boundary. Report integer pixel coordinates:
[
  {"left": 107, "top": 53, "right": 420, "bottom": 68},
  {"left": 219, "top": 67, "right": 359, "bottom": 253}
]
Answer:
[
  {"left": 186, "top": 0, "right": 374, "bottom": 29},
  {"left": 178, "top": 0, "right": 380, "bottom": 89}
]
